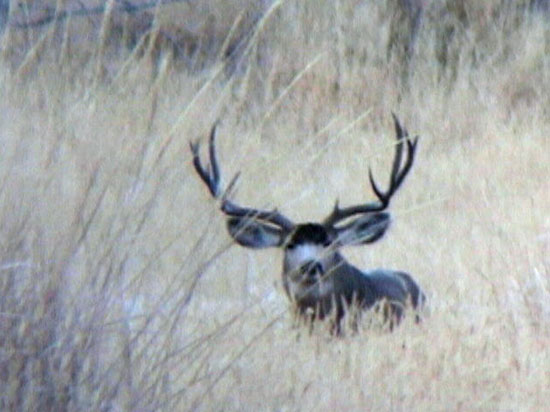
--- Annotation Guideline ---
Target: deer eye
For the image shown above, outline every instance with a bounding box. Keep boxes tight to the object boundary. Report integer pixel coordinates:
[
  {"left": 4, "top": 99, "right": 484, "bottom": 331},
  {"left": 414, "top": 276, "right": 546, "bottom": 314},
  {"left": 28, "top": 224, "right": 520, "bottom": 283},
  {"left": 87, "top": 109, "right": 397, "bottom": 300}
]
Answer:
[{"left": 286, "top": 242, "right": 296, "bottom": 250}]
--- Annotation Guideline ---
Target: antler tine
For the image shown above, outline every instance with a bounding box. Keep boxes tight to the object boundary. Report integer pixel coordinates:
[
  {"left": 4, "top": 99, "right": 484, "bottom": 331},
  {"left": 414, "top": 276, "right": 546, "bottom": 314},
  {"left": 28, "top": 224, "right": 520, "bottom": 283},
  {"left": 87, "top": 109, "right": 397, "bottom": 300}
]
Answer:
[
  {"left": 392, "top": 114, "right": 419, "bottom": 187},
  {"left": 323, "top": 114, "right": 419, "bottom": 227},
  {"left": 369, "top": 113, "right": 418, "bottom": 202},
  {"left": 390, "top": 112, "right": 406, "bottom": 185},
  {"left": 208, "top": 120, "right": 221, "bottom": 188},
  {"left": 190, "top": 123, "right": 295, "bottom": 232},
  {"left": 190, "top": 138, "right": 219, "bottom": 198}
]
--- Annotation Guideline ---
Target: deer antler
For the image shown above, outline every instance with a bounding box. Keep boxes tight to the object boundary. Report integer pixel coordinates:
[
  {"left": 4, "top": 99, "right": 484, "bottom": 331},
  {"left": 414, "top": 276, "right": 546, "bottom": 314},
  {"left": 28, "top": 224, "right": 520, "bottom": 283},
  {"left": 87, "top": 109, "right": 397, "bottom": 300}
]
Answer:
[
  {"left": 323, "top": 113, "right": 419, "bottom": 227},
  {"left": 190, "top": 123, "right": 295, "bottom": 232}
]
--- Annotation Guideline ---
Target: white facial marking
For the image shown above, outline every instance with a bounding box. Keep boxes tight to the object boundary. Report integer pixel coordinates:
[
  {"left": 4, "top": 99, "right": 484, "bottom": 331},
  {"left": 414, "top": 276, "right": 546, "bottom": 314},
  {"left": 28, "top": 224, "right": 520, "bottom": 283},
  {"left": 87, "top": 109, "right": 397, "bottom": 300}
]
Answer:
[
  {"left": 284, "top": 243, "right": 335, "bottom": 300},
  {"left": 285, "top": 244, "right": 324, "bottom": 272}
]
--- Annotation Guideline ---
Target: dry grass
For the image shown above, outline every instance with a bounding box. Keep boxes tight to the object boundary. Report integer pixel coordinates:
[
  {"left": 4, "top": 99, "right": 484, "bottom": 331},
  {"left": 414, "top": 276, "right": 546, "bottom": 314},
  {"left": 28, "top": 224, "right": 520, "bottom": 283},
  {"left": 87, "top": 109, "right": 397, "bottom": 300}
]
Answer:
[{"left": 0, "top": 1, "right": 549, "bottom": 411}]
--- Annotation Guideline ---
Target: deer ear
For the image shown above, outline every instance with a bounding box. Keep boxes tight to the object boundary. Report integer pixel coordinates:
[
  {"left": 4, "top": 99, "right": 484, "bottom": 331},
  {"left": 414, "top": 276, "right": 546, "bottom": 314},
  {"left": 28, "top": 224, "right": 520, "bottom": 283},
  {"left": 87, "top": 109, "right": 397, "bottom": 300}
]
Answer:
[
  {"left": 226, "top": 217, "right": 286, "bottom": 248},
  {"left": 335, "top": 212, "right": 391, "bottom": 246}
]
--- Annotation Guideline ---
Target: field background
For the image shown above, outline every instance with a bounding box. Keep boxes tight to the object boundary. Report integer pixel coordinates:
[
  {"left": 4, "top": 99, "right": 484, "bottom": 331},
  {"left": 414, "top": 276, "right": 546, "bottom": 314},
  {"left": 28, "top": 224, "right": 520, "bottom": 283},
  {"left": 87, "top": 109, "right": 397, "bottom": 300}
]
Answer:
[{"left": 0, "top": 0, "right": 549, "bottom": 410}]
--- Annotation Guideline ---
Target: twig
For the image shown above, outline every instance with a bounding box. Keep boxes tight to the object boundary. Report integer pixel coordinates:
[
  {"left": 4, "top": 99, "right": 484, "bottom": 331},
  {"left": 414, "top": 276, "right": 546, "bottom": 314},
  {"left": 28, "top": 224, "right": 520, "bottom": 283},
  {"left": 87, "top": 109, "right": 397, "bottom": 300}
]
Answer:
[{"left": 10, "top": 0, "right": 192, "bottom": 29}]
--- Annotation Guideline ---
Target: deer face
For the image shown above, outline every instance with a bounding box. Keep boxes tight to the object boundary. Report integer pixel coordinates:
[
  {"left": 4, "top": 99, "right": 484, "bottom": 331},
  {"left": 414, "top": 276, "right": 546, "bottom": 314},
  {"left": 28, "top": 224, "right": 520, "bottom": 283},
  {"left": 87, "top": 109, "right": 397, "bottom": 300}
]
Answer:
[
  {"left": 283, "top": 224, "right": 335, "bottom": 301},
  {"left": 226, "top": 213, "right": 391, "bottom": 302}
]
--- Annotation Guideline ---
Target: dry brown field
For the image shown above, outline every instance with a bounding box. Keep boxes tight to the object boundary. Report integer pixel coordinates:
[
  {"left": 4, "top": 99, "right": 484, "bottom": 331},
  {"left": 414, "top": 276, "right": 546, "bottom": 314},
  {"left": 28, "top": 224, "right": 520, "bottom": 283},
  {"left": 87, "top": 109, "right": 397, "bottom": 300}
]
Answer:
[{"left": 0, "top": 1, "right": 549, "bottom": 410}]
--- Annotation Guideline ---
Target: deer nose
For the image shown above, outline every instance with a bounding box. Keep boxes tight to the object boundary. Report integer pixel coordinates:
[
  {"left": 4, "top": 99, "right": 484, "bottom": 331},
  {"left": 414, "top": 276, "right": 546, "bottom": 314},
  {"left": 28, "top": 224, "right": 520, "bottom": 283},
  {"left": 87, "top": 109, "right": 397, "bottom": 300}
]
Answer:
[{"left": 300, "top": 261, "right": 323, "bottom": 283}]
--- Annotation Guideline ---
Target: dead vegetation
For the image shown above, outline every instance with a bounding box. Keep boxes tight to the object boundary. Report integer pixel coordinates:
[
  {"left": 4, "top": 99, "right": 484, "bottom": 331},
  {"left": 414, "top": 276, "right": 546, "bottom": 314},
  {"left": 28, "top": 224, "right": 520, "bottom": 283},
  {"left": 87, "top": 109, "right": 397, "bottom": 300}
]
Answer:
[{"left": 0, "top": 1, "right": 549, "bottom": 410}]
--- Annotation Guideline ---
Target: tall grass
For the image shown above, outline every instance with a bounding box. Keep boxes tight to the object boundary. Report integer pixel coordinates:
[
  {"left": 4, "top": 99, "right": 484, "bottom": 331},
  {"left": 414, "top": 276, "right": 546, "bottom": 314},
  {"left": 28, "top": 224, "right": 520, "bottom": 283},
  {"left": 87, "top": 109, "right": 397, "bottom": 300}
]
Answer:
[{"left": 0, "top": 1, "right": 549, "bottom": 410}]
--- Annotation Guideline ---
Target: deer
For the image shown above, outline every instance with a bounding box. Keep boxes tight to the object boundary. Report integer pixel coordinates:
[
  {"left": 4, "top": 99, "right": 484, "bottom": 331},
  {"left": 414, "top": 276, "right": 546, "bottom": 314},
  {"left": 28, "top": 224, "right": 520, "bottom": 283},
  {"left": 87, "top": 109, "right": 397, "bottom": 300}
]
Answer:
[{"left": 190, "top": 114, "right": 425, "bottom": 333}]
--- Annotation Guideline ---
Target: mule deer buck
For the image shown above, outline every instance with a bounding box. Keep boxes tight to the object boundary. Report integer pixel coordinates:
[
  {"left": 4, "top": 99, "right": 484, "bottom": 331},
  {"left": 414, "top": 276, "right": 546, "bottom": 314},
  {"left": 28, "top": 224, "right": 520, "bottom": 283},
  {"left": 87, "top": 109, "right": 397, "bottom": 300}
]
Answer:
[{"left": 190, "top": 114, "right": 425, "bottom": 332}]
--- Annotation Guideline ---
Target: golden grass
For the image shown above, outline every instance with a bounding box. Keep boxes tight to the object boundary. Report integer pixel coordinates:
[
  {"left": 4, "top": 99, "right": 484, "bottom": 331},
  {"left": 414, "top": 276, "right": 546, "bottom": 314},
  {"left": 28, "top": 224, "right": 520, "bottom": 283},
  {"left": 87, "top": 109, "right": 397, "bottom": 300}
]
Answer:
[{"left": 0, "top": 1, "right": 549, "bottom": 410}]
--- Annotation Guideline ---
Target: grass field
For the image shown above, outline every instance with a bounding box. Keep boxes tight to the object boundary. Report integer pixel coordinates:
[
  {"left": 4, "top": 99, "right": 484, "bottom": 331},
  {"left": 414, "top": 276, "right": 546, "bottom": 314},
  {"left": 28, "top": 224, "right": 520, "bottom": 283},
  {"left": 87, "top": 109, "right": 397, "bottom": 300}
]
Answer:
[{"left": 0, "top": 1, "right": 549, "bottom": 410}]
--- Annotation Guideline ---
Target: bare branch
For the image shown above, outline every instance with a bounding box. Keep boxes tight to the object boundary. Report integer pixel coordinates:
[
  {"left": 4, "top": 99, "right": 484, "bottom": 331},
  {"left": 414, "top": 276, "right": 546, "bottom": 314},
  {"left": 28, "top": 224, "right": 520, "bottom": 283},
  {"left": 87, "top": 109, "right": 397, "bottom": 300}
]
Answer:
[{"left": 10, "top": 0, "right": 192, "bottom": 29}]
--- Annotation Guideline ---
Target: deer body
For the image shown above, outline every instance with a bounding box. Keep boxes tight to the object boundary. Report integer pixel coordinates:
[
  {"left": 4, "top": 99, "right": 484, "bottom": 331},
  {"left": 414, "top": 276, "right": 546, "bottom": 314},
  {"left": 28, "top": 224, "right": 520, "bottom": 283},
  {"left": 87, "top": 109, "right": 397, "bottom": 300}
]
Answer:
[
  {"left": 280, "top": 222, "right": 424, "bottom": 328},
  {"left": 191, "top": 114, "right": 425, "bottom": 331}
]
